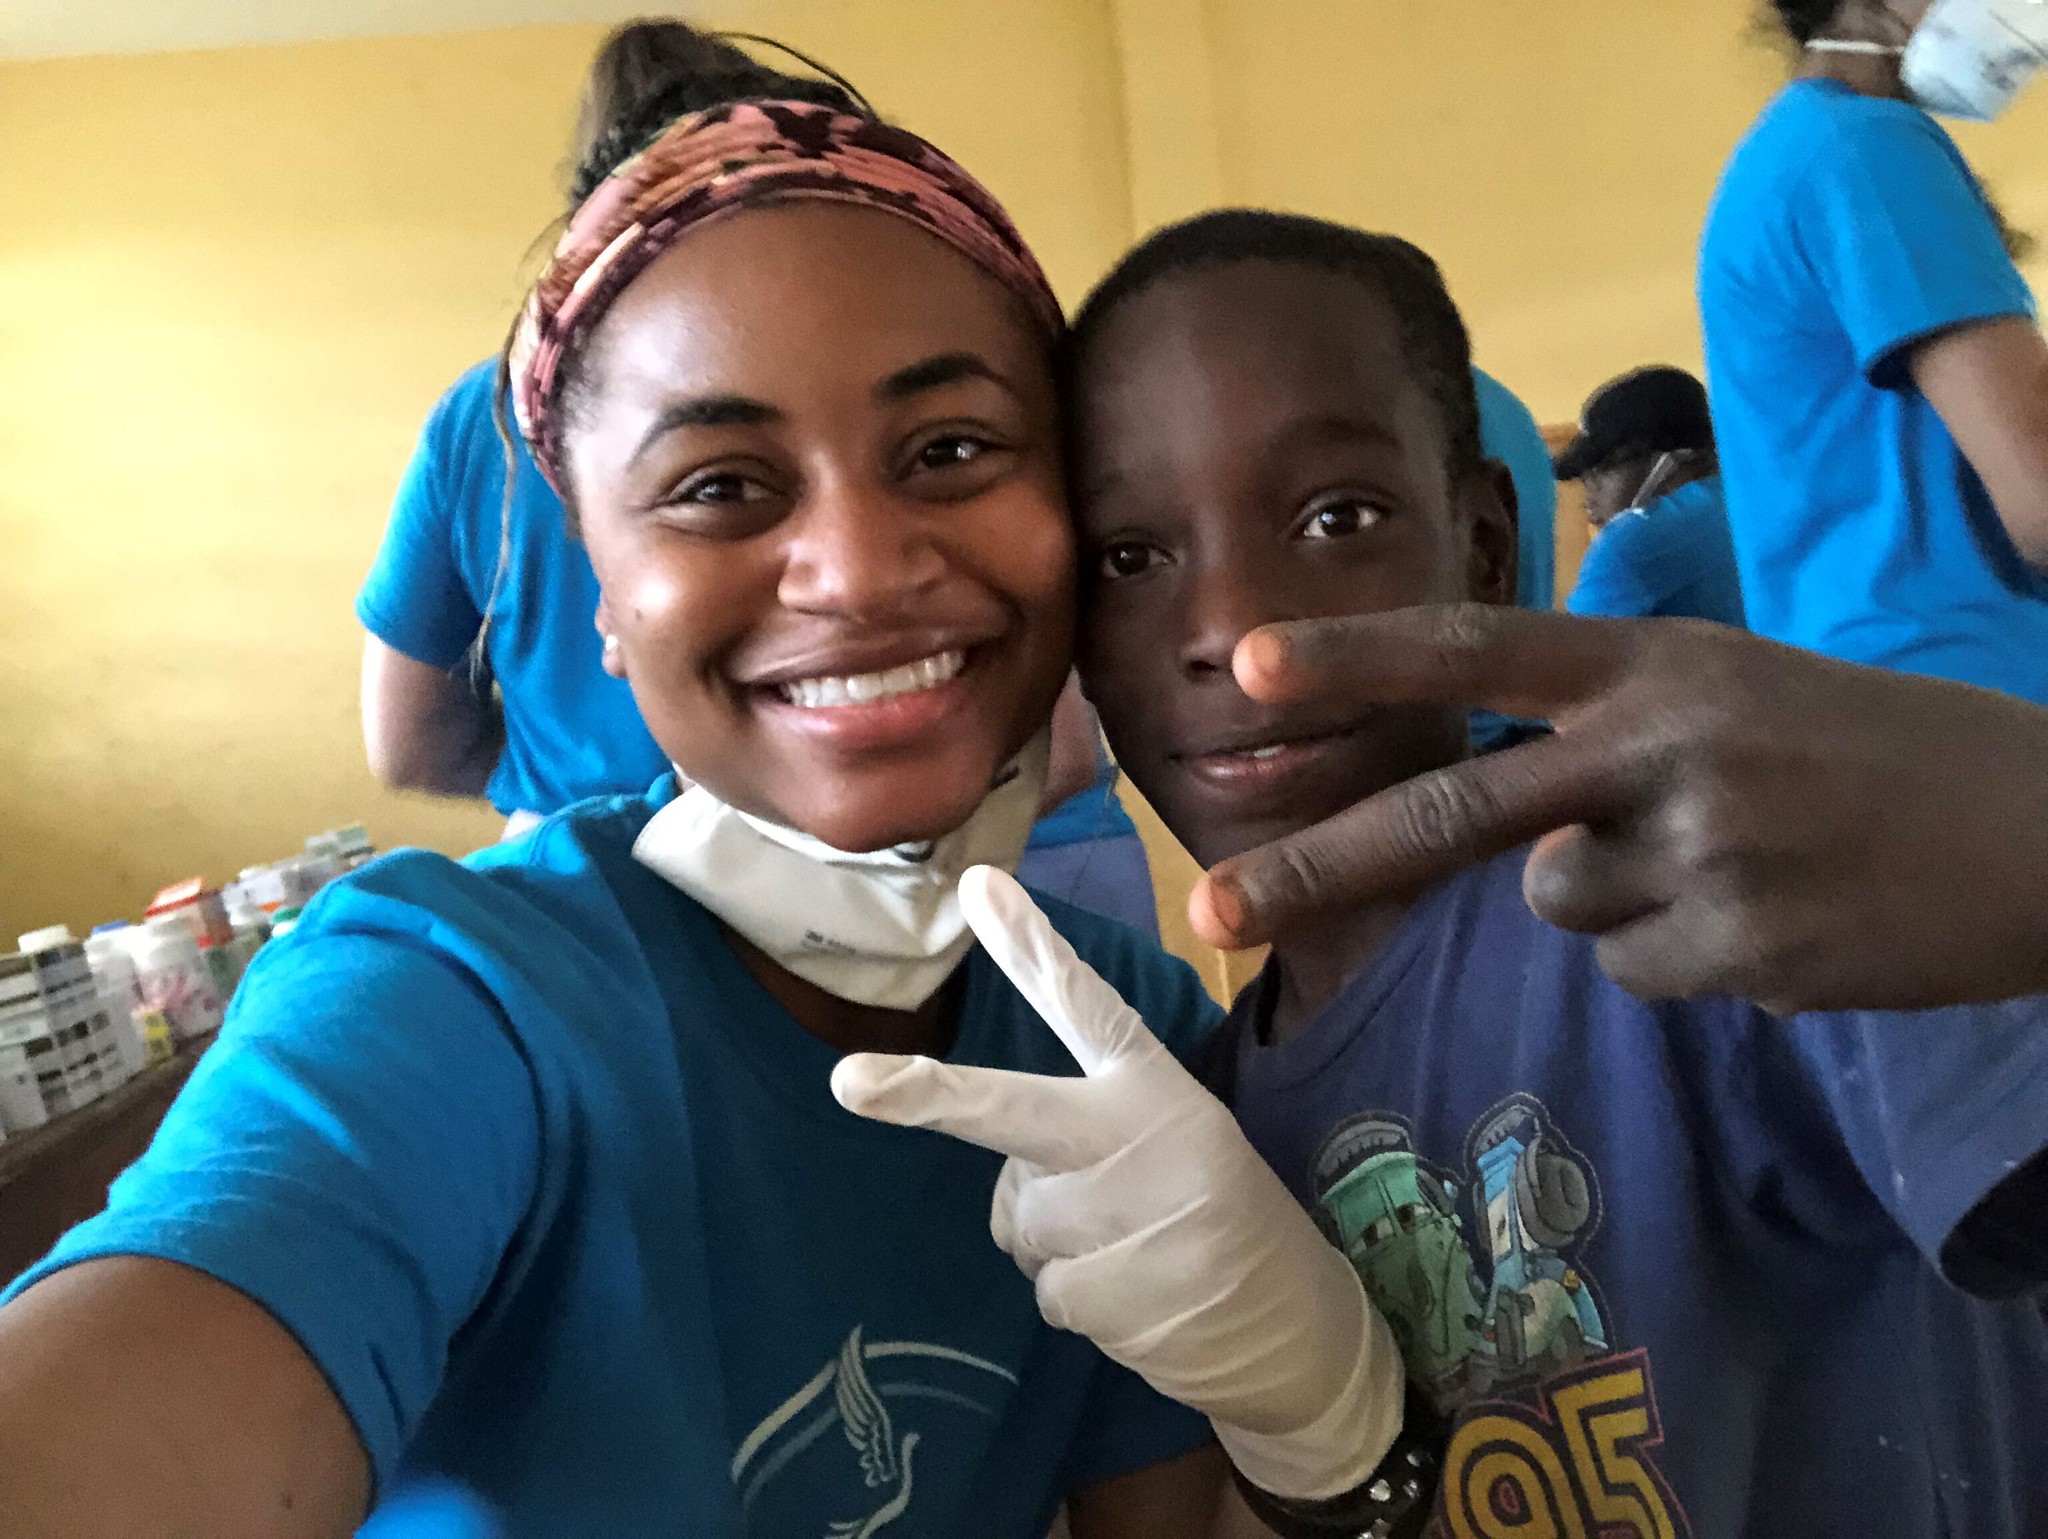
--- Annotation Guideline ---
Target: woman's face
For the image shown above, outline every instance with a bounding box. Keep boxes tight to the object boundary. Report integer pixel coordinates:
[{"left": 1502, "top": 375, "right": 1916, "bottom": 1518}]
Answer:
[{"left": 562, "top": 202, "right": 1074, "bottom": 853}]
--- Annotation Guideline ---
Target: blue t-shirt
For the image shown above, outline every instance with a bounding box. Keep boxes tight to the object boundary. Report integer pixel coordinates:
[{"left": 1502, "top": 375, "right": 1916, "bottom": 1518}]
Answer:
[
  {"left": 8, "top": 780, "right": 1219, "bottom": 1537},
  {"left": 357, "top": 362, "right": 670, "bottom": 815},
  {"left": 1201, "top": 850, "right": 2048, "bottom": 1538},
  {"left": 1470, "top": 370, "right": 1558, "bottom": 751},
  {"left": 1567, "top": 476, "right": 1746, "bottom": 626},
  {"left": 1700, "top": 79, "right": 2048, "bottom": 701},
  {"left": 1474, "top": 367, "right": 1557, "bottom": 612}
]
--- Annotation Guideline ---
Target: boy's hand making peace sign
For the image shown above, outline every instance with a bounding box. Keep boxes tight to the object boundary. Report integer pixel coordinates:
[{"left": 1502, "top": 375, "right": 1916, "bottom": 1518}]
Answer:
[{"left": 1195, "top": 605, "right": 2048, "bottom": 1016}]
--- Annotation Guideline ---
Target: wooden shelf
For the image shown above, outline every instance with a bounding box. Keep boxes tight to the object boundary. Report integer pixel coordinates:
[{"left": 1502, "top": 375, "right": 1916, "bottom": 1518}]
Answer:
[{"left": 0, "top": 1042, "right": 208, "bottom": 1281}]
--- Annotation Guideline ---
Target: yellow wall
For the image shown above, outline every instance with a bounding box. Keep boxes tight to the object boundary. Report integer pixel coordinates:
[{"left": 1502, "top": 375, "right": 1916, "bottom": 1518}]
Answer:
[
  {"left": 7, "top": 0, "right": 2048, "bottom": 985},
  {"left": 1157, "top": 0, "right": 2048, "bottom": 424},
  {"left": 1, "top": 29, "right": 581, "bottom": 938}
]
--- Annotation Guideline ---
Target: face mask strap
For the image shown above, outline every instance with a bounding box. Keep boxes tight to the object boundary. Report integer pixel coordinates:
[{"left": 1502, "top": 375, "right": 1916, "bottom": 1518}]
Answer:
[
  {"left": 1806, "top": 2, "right": 1917, "bottom": 57},
  {"left": 1625, "top": 452, "right": 1683, "bottom": 513}
]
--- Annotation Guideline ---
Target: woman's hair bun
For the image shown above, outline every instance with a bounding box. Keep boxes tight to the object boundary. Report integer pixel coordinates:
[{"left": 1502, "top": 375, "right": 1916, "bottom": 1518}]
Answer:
[
  {"left": 1768, "top": 0, "right": 1848, "bottom": 45},
  {"left": 569, "top": 20, "right": 865, "bottom": 204}
]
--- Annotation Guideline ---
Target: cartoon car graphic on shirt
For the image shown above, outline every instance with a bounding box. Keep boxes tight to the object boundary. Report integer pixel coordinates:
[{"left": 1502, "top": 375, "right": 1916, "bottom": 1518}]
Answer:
[
  {"left": 1311, "top": 1116, "right": 1485, "bottom": 1408},
  {"left": 1310, "top": 1097, "right": 1610, "bottom": 1410},
  {"left": 1465, "top": 1098, "right": 1608, "bottom": 1392}
]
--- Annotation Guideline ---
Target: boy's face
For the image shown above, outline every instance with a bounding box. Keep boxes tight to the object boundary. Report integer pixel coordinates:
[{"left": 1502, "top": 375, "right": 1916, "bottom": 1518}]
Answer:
[{"left": 1072, "top": 261, "right": 1515, "bottom": 869}]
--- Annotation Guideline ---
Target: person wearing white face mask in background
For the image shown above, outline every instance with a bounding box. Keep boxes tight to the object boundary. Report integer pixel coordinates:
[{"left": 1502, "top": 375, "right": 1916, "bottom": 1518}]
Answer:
[
  {"left": 1556, "top": 366, "right": 1746, "bottom": 625},
  {"left": 1701, "top": 0, "right": 2048, "bottom": 700}
]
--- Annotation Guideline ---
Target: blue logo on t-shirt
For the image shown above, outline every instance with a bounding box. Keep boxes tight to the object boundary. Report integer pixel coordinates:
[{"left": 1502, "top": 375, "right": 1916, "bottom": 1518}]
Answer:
[{"left": 734, "top": 1327, "right": 1020, "bottom": 1535}]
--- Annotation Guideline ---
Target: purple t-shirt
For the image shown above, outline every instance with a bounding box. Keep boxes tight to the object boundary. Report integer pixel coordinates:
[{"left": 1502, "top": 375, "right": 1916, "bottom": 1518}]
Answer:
[{"left": 1201, "top": 850, "right": 2048, "bottom": 1539}]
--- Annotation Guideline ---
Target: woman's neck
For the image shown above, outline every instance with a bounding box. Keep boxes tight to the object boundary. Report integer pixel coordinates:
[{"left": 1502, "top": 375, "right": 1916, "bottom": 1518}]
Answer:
[
  {"left": 1796, "top": 5, "right": 1911, "bottom": 100},
  {"left": 1798, "top": 48, "right": 1909, "bottom": 97},
  {"left": 726, "top": 925, "right": 964, "bottom": 1058}
]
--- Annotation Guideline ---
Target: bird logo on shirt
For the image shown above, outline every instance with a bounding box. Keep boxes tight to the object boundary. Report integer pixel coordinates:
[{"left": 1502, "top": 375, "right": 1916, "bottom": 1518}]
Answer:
[
  {"left": 827, "top": 1326, "right": 921, "bottom": 1538},
  {"left": 734, "top": 1327, "right": 1016, "bottom": 1532}
]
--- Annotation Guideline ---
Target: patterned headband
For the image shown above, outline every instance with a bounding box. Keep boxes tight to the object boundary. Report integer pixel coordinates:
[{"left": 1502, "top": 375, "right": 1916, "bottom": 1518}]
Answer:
[{"left": 509, "top": 99, "right": 1063, "bottom": 495}]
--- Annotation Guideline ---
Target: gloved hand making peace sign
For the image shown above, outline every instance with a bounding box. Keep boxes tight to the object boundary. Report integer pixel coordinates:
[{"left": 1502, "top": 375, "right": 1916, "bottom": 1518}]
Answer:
[{"left": 831, "top": 866, "right": 1406, "bottom": 1508}]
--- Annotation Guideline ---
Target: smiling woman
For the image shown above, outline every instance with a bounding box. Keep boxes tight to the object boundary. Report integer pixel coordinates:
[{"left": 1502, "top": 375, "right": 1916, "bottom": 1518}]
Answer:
[
  {"left": 549, "top": 201, "right": 1074, "bottom": 856},
  {"left": 0, "top": 46, "right": 1238, "bottom": 1539}
]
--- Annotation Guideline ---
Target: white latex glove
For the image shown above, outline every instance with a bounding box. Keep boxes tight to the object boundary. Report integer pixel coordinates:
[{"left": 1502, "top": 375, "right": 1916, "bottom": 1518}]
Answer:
[{"left": 830, "top": 865, "right": 1404, "bottom": 1502}]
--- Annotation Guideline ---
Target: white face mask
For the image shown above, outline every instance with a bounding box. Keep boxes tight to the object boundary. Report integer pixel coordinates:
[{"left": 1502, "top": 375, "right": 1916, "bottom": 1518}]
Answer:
[
  {"left": 1904, "top": 0, "right": 2048, "bottom": 120},
  {"left": 1806, "top": 0, "right": 2048, "bottom": 121},
  {"left": 633, "top": 732, "right": 1051, "bottom": 1011}
]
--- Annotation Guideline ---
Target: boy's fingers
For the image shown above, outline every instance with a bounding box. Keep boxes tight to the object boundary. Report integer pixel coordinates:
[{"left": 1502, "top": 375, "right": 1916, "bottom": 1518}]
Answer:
[
  {"left": 830, "top": 1053, "right": 1116, "bottom": 1169},
  {"left": 959, "top": 866, "right": 1145, "bottom": 1075},
  {"left": 1521, "top": 824, "right": 1670, "bottom": 936},
  {"left": 1234, "top": 605, "right": 1636, "bottom": 722},
  {"left": 1192, "top": 730, "right": 1640, "bottom": 950}
]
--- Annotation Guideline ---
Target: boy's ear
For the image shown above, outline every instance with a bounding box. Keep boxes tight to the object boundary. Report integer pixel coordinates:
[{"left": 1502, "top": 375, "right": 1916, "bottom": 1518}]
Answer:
[{"left": 1459, "top": 458, "right": 1520, "bottom": 607}]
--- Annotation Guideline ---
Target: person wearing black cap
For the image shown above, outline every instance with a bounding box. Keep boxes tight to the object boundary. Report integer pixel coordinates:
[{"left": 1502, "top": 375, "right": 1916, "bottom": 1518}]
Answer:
[{"left": 1555, "top": 367, "right": 1746, "bottom": 625}]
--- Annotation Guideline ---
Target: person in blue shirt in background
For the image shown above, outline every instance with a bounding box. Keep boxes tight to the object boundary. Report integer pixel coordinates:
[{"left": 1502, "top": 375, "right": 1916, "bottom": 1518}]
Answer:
[
  {"left": 355, "top": 23, "right": 710, "bottom": 833},
  {"left": 358, "top": 357, "right": 671, "bottom": 831},
  {"left": 1015, "top": 678, "right": 1160, "bottom": 939},
  {"left": 1061, "top": 207, "right": 2048, "bottom": 1539},
  {"left": 1472, "top": 367, "right": 1556, "bottom": 612},
  {"left": 1463, "top": 371, "right": 1558, "bottom": 754},
  {"left": 1701, "top": 0, "right": 2048, "bottom": 702},
  {"left": 1555, "top": 366, "right": 1745, "bottom": 625},
  {"left": 360, "top": 22, "right": 1149, "bottom": 939}
]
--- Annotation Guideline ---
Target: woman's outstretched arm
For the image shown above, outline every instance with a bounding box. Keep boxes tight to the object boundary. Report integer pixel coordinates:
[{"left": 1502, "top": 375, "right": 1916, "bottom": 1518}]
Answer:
[{"left": 0, "top": 1257, "right": 369, "bottom": 1538}]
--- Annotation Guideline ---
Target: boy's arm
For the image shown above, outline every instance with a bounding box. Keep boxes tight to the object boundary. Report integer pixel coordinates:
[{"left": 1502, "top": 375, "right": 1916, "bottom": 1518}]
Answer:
[
  {"left": 1948, "top": 1152, "right": 2048, "bottom": 1295},
  {"left": 1794, "top": 997, "right": 2048, "bottom": 1299}
]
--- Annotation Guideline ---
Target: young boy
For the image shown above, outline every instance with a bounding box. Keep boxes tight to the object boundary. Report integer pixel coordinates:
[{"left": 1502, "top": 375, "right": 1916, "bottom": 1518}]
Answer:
[{"left": 1065, "top": 211, "right": 2048, "bottom": 1538}]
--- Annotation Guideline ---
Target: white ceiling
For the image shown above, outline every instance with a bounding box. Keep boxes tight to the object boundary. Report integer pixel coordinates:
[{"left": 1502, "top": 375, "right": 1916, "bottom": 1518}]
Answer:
[{"left": 1, "top": 0, "right": 672, "bottom": 61}]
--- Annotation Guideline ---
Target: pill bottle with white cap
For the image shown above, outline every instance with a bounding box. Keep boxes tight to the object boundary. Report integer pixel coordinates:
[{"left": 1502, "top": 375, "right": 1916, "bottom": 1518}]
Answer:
[
  {"left": 84, "top": 924, "right": 154, "bottom": 1078},
  {"left": 130, "top": 917, "right": 225, "bottom": 1044}
]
